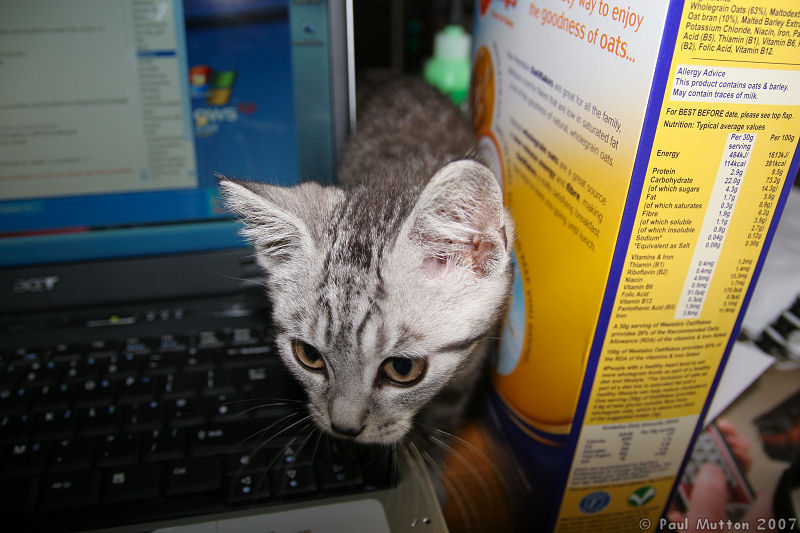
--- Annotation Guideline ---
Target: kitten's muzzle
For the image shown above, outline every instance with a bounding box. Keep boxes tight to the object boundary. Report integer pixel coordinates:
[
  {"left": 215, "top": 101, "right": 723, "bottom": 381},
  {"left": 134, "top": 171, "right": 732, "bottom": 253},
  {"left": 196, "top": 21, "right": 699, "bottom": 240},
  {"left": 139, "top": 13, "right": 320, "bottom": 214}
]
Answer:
[{"left": 330, "top": 422, "right": 366, "bottom": 438}]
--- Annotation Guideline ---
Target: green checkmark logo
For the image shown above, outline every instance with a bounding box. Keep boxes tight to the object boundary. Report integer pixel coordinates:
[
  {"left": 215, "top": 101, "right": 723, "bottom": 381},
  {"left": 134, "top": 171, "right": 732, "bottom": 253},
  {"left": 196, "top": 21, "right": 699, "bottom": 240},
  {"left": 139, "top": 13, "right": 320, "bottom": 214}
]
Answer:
[{"left": 628, "top": 486, "right": 656, "bottom": 507}]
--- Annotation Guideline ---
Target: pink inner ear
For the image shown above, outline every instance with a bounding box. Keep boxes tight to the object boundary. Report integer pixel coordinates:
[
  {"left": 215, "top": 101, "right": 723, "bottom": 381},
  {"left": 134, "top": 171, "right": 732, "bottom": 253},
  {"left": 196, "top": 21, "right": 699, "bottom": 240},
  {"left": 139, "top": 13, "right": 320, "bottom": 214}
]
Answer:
[
  {"left": 469, "top": 235, "right": 494, "bottom": 278},
  {"left": 421, "top": 235, "right": 495, "bottom": 278}
]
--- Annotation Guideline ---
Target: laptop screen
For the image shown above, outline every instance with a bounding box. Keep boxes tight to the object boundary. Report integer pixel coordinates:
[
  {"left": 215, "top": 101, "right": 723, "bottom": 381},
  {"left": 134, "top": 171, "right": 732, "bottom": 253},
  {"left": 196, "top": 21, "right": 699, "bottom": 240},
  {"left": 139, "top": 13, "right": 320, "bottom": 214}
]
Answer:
[{"left": 0, "top": 0, "right": 345, "bottom": 267}]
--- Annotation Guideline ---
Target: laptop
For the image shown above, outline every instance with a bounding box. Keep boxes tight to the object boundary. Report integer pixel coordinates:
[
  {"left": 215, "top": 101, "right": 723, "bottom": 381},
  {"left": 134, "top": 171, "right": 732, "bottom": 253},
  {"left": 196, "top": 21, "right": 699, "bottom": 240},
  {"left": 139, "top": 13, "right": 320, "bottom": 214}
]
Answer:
[{"left": 0, "top": 1, "right": 447, "bottom": 531}]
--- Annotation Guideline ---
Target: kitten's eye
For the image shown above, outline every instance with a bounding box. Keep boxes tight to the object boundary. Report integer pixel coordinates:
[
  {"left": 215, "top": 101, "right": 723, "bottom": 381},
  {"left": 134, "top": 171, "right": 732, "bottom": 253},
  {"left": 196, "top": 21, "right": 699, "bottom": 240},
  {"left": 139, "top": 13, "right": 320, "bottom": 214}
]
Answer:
[
  {"left": 293, "top": 340, "right": 325, "bottom": 372},
  {"left": 381, "top": 357, "right": 426, "bottom": 386}
]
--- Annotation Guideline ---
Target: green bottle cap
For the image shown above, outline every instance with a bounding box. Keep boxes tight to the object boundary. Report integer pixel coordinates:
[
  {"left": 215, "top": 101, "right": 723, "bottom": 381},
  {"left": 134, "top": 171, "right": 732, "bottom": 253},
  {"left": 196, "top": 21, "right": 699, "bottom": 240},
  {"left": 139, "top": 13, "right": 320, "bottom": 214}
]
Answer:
[{"left": 424, "top": 25, "right": 472, "bottom": 105}]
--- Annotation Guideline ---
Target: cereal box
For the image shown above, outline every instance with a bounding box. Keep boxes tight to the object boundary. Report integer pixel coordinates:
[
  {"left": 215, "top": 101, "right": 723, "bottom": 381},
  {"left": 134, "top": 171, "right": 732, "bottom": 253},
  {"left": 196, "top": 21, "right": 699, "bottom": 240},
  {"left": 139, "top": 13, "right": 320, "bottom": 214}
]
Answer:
[{"left": 469, "top": 0, "right": 800, "bottom": 530}]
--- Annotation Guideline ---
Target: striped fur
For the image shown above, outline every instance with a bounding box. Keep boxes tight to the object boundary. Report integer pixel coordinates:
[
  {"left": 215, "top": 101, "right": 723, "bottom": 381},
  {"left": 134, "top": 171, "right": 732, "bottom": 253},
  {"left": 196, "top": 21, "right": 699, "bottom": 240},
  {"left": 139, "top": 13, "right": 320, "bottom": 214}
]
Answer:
[{"left": 220, "top": 78, "right": 514, "bottom": 448}]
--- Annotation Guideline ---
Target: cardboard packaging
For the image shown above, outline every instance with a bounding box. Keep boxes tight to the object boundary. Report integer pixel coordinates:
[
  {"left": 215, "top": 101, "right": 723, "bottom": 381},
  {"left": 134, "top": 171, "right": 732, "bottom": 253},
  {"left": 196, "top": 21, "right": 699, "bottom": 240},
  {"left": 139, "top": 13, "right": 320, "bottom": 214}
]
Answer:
[{"left": 470, "top": 0, "right": 800, "bottom": 530}]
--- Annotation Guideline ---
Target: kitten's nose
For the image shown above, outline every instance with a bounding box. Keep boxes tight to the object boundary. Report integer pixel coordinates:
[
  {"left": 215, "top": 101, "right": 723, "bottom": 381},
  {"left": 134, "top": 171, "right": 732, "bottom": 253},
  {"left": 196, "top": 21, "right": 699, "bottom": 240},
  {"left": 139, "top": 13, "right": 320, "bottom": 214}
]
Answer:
[{"left": 331, "top": 422, "right": 365, "bottom": 438}]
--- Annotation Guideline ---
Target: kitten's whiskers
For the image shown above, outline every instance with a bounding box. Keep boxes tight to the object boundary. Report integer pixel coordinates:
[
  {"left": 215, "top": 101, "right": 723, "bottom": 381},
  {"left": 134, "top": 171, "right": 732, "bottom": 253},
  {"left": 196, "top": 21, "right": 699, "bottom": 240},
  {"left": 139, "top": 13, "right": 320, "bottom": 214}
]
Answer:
[
  {"left": 427, "top": 434, "right": 493, "bottom": 511},
  {"left": 424, "top": 424, "right": 515, "bottom": 500}
]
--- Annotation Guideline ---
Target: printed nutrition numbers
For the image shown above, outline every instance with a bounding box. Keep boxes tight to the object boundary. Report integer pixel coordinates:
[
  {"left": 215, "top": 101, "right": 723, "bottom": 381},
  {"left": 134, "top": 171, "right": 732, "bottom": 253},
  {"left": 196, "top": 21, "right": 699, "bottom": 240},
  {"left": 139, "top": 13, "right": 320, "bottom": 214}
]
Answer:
[
  {"left": 746, "top": 144, "right": 794, "bottom": 247},
  {"left": 569, "top": 417, "right": 694, "bottom": 487},
  {"left": 675, "top": 132, "right": 755, "bottom": 319}
]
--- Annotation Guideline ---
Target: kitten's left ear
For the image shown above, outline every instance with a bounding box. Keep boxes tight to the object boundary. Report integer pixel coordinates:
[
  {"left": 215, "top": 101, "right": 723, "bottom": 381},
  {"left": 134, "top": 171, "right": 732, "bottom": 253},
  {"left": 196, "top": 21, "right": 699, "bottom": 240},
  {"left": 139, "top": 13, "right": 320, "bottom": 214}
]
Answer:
[
  {"left": 218, "top": 176, "right": 335, "bottom": 268},
  {"left": 406, "top": 160, "right": 514, "bottom": 278}
]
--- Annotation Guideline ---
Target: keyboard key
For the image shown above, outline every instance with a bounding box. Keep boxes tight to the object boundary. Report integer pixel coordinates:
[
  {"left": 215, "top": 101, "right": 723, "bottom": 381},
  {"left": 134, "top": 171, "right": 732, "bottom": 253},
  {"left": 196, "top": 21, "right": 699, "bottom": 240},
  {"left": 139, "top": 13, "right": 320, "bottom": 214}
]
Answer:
[
  {"left": 95, "top": 433, "right": 139, "bottom": 467},
  {"left": 236, "top": 365, "right": 271, "bottom": 392},
  {"left": 48, "top": 439, "right": 94, "bottom": 472},
  {"left": 141, "top": 428, "right": 186, "bottom": 462},
  {"left": 86, "top": 339, "right": 120, "bottom": 357},
  {"left": 195, "top": 330, "right": 227, "bottom": 351},
  {"left": 272, "top": 441, "right": 317, "bottom": 467},
  {"left": 18, "top": 360, "right": 60, "bottom": 387},
  {"left": 62, "top": 358, "right": 99, "bottom": 384},
  {"left": 101, "top": 354, "right": 139, "bottom": 381},
  {"left": 40, "top": 470, "right": 100, "bottom": 509},
  {"left": 316, "top": 458, "right": 363, "bottom": 490},
  {"left": 182, "top": 354, "right": 216, "bottom": 373},
  {"left": 142, "top": 353, "right": 180, "bottom": 377},
  {"left": 168, "top": 397, "right": 208, "bottom": 427},
  {"left": 123, "top": 401, "right": 165, "bottom": 432},
  {"left": 200, "top": 369, "right": 237, "bottom": 396},
  {"left": 158, "top": 373, "right": 200, "bottom": 400},
  {"left": 123, "top": 337, "right": 153, "bottom": 355},
  {"left": 220, "top": 345, "right": 273, "bottom": 369},
  {"left": 78, "top": 405, "right": 121, "bottom": 437},
  {"left": 270, "top": 465, "right": 317, "bottom": 497},
  {"left": 31, "top": 383, "right": 74, "bottom": 412},
  {"left": 103, "top": 463, "right": 161, "bottom": 502},
  {"left": 208, "top": 393, "right": 249, "bottom": 423},
  {"left": 189, "top": 423, "right": 262, "bottom": 457},
  {"left": 74, "top": 378, "right": 115, "bottom": 408},
  {"left": 231, "top": 327, "right": 260, "bottom": 346},
  {"left": 1, "top": 441, "right": 49, "bottom": 477},
  {"left": 0, "top": 413, "right": 32, "bottom": 445},
  {"left": 12, "top": 347, "right": 45, "bottom": 361},
  {"left": 117, "top": 375, "right": 156, "bottom": 404},
  {"left": 34, "top": 409, "right": 75, "bottom": 441},
  {"left": 227, "top": 471, "right": 270, "bottom": 503},
  {"left": 158, "top": 333, "right": 190, "bottom": 353},
  {"left": 49, "top": 343, "right": 83, "bottom": 360},
  {"left": 0, "top": 386, "right": 31, "bottom": 415},
  {"left": 224, "top": 449, "right": 272, "bottom": 475},
  {"left": 165, "top": 457, "right": 221, "bottom": 496}
]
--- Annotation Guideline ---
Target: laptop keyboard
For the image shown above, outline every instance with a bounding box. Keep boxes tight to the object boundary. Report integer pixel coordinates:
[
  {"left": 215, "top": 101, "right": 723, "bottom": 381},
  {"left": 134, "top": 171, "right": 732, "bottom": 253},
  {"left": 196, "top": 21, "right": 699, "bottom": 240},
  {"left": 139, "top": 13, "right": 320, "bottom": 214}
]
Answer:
[{"left": 0, "top": 297, "right": 395, "bottom": 531}]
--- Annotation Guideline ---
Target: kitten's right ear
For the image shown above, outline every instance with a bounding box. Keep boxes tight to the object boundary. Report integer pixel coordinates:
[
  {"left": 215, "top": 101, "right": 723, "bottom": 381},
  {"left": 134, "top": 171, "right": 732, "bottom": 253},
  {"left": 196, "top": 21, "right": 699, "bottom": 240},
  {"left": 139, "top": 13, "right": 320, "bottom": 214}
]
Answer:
[
  {"left": 404, "top": 160, "right": 513, "bottom": 279},
  {"left": 218, "top": 176, "right": 318, "bottom": 268}
]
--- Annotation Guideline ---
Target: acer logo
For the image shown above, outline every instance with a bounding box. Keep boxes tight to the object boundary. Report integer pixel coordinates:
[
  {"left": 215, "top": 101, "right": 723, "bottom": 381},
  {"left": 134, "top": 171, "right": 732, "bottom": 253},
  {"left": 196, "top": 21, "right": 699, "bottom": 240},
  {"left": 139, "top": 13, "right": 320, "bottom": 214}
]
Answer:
[{"left": 12, "top": 275, "right": 60, "bottom": 294}]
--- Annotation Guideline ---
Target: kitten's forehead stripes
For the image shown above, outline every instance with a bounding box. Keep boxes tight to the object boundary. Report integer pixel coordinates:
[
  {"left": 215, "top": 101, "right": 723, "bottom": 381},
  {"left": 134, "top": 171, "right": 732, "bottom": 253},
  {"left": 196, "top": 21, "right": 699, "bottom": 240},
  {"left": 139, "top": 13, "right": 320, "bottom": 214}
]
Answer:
[
  {"left": 373, "top": 323, "right": 389, "bottom": 356},
  {"left": 313, "top": 179, "right": 416, "bottom": 358},
  {"left": 354, "top": 301, "right": 376, "bottom": 351},
  {"left": 319, "top": 296, "right": 334, "bottom": 346},
  {"left": 317, "top": 197, "right": 350, "bottom": 291}
]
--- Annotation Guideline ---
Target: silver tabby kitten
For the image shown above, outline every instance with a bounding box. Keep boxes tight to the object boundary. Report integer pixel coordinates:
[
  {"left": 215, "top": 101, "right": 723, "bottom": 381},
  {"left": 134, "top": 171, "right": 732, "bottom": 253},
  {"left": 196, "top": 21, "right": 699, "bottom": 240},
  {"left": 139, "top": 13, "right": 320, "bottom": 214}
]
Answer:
[{"left": 220, "top": 78, "right": 514, "bottom": 454}]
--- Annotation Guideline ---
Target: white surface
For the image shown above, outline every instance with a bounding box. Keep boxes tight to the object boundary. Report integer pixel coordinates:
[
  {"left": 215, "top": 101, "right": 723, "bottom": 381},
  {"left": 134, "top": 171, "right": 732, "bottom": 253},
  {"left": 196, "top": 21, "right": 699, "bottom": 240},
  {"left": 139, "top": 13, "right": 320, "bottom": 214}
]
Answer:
[{"left": 704, "top": 341, "right": 775, "bottom": 426}]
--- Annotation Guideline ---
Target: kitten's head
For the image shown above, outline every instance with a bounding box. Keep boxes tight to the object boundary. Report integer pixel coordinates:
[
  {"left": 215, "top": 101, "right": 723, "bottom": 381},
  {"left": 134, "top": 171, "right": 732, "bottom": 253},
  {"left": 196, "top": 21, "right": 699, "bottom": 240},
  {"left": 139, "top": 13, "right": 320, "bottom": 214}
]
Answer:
[{"left": 220, "top": 160, "right": 513, "bottom": 444}]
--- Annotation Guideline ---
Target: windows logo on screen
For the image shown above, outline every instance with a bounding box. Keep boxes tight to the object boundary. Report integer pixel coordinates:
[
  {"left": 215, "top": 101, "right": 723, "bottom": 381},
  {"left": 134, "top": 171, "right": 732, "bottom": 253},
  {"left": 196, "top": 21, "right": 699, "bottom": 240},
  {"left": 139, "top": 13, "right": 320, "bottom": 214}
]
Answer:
[{"left": 189, "top": 65, "right": 236, "bottom": 106}]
